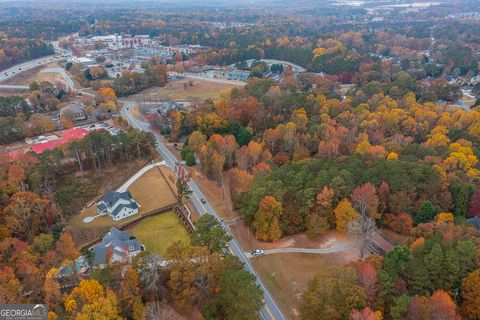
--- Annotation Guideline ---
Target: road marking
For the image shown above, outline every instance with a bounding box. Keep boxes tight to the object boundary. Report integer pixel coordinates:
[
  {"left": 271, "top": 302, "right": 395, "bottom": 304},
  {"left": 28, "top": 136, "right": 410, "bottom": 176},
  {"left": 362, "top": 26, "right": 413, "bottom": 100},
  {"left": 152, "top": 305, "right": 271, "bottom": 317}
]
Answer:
[{"left": 265, "top": 305, "right": 275, "bottom": 320}]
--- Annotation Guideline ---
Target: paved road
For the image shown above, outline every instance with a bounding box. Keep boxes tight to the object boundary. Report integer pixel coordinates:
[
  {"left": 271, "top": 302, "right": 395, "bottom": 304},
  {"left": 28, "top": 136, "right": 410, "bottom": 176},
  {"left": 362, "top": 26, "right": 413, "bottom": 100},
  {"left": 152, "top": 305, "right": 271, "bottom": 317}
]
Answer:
[
  {"left": 120, "top": 100, "right": 286, "bottom": 320},
  {"left": 40, "top": 67, "right": 74, "bottom": 91},
  {"left": 0, "top": 55, "right": 63, "bottom": 83}
]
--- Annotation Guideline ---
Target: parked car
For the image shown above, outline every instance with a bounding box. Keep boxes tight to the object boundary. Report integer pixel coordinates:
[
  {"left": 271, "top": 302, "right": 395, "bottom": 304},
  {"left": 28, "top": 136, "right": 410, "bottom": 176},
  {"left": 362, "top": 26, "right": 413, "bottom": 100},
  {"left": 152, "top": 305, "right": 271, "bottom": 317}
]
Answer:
[{"left": 251, "top": 249, "right": 264, "bottom": 256}]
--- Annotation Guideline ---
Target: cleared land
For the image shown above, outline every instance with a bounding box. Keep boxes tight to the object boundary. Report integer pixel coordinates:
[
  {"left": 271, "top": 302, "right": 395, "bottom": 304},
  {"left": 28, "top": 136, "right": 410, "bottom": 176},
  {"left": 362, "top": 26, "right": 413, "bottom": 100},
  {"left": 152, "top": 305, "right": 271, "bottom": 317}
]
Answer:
[
  {"left": 252, "top": 250, "right": 359, "bottom": 320},
  {"left": 130, "top": 78, "right": 243, "bottom": 101},
  {"left": 68, "top": 164, "right": 177, "bottom": 247},
  {"left": 129, "top": 211, "right": 190, "bottom": 256}
]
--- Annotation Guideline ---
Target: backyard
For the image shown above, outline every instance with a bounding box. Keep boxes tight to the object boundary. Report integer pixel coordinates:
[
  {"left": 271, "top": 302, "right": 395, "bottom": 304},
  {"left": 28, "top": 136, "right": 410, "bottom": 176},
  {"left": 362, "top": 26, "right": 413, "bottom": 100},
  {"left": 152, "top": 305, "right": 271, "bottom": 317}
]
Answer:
[
  {"left": 67, "top": 163, "right": 178, "bottom": 247},
  {"left": 127, "top": 166, "right": 177, "bottom": 213},
  {"left": 129, "top": 211, "right": 191, "bottom": 256}
]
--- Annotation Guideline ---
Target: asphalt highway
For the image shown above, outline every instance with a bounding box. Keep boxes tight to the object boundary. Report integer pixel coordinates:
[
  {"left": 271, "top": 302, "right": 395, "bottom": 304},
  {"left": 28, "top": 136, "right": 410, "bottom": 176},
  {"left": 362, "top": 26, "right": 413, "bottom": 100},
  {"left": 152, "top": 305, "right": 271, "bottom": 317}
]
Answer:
[{"left": 0, "top": 55, "right": 63, "bottom": 82}]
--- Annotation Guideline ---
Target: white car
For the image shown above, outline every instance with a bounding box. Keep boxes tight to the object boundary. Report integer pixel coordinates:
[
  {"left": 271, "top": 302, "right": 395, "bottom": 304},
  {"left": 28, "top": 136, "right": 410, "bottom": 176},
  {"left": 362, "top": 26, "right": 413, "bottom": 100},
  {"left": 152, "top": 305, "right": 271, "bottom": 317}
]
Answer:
[{"left": 251, "top": 249, "right": 264, "bottom": 256}]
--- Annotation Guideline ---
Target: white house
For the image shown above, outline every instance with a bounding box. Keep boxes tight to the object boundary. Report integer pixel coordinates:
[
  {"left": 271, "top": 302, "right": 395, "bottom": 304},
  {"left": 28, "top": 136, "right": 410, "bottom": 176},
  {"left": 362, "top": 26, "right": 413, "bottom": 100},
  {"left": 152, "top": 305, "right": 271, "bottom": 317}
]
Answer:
[{"left": 97, "top": 191, "right": 139, "bottom": 221}]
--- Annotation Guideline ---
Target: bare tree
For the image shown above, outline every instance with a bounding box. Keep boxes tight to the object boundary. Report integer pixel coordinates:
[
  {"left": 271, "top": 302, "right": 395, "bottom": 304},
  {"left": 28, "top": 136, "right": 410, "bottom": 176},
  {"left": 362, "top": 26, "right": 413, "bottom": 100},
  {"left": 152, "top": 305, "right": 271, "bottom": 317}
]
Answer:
[
  {"left": 137, "top": 253, "right": 169, "bottom": 301},
  {"left": 347, "top": 213, "right": 377, "bottom": 258},
  {"left": 144, "top": 301, "right": 184, "bottom": 320}
]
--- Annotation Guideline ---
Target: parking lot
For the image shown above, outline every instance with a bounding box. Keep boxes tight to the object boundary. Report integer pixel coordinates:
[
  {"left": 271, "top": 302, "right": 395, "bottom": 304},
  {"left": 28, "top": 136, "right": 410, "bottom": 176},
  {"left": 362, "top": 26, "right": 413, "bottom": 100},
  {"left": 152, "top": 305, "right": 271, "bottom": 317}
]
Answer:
[{"left": 81, "top": 121, "right": 122, "bottom": 135}]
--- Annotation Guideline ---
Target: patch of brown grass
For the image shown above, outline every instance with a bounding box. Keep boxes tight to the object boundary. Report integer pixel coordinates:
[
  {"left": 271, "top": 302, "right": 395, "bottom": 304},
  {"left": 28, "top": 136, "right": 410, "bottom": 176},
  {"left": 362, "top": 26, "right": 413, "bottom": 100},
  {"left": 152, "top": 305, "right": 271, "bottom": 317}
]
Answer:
[
  {"left": 130, "top": 78, "right": 243, "bottom": 101},
  {"left": 128, "top": 166, "right": 177, "bottom": 213},
  {"left": 252, "top": 250, "right": 359, "bottom": 319}
]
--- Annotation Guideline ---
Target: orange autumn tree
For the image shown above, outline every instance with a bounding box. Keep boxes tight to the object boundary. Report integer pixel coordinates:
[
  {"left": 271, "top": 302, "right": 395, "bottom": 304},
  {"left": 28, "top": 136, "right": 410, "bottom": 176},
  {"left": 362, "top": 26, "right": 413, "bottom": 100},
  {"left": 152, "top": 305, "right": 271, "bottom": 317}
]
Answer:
[
  {"left": 168, "top": 110, "right": 182, "bottom": 141},
  {"left": 349, "top": 307, "right": 382, "bottom": 320},
  {"left": 253, "top": 195, "right": 282, "bottom": 241},
  {"left": 461, "top": 269, "right": 480, "bottom": 319},
  {"left": 306, "top": 186, "right": 334, "bottom": 238},
  {"left": 95, "top": 87, "right": 117, "bottom": 104},
  {"left": 43, "top": 268, "right": 62, "bottom": 312},
  {"left": 118, "top": 268, "right": 143, "bottom": 320}
]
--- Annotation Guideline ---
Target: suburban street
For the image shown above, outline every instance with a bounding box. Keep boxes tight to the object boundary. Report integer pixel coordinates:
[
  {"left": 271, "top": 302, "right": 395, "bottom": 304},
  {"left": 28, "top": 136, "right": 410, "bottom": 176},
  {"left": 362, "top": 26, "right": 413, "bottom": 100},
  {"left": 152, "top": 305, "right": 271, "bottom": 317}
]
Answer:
[
  {"left": 120, "top": 100, "right": 287, "bottom": 320},
  {"left": 0, "top": 55, "right": 63, "bottom": 82}
]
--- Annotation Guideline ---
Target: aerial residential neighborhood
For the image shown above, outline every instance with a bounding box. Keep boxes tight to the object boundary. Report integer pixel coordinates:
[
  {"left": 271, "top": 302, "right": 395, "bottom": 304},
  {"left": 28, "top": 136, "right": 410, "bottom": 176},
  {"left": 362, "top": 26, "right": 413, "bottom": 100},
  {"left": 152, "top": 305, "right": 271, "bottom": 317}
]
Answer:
[{"left": 1, "top": 0, "right": 480, "bottom": 319}]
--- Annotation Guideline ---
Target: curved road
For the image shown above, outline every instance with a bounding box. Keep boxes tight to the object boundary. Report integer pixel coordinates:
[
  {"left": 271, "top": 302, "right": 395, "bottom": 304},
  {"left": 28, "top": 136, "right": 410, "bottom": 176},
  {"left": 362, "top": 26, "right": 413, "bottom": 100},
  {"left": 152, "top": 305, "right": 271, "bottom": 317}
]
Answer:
[{"left": 120, "top": 100, "right": 287, "bottom": 320}]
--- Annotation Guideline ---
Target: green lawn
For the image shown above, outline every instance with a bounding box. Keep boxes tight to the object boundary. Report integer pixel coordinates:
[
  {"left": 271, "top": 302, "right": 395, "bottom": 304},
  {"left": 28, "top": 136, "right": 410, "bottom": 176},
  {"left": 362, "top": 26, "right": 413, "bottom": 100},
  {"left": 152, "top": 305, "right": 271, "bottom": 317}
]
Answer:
[{"left": 129, "top": 212, "right": 190, "bottom": 256}]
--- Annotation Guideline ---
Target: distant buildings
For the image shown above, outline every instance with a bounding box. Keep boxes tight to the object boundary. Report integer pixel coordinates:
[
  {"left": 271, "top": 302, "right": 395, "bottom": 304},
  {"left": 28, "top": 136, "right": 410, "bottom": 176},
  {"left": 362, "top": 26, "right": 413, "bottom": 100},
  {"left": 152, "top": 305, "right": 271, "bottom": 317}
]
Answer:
[
  {"left": 157, "top": 101, "right": 185, "bottom": 117},
  {"left": 69, "top": 57, "right": 96, "bottom": 67},
  {"left": 90, "top": 227, "right": 144, "bottom": 269},
  {"left": 60, "top": 103, "right": 87, "bottom": 122},
  {"left": 97, "top": 191, "right": 139, "bottom": 221},
  {"left": 226, "top": 71, "right": 250, "bottom": 81}
]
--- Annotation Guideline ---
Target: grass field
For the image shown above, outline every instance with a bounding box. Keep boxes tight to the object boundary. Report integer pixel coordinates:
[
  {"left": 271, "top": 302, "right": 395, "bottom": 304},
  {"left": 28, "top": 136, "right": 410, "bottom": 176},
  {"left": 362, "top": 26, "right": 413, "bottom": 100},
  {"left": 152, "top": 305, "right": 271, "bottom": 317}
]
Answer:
[
  {"left": 129, "top": 211, "right": 190, "bottom": 256},
  {"left": 130, "top": 78, "right": 243, "bottom": 101},
  {"left": 128, "top": 167, "right": 177, "bottom": 213}
]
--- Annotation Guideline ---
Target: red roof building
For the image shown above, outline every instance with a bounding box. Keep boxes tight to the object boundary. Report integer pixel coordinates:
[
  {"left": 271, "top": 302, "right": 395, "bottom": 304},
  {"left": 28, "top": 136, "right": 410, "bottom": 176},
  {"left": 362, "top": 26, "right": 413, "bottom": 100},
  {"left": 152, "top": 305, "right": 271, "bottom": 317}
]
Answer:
[{"left": 31, "top": 128, "right": 90, "bottom": 154}]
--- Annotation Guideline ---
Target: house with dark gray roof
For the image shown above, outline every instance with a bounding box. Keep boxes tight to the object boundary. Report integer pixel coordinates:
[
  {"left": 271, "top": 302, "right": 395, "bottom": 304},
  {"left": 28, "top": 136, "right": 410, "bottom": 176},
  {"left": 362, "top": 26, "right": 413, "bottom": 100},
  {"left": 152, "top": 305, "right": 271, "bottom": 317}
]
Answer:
[
  {"left": 60, "top": 102, "right": 87, "bottom": 122},
  {"left": 97, "top": 190, "right": 139, "bottom": 221},
  {"left": 90, "top": 227, "right": 144, "bottom": 268}
]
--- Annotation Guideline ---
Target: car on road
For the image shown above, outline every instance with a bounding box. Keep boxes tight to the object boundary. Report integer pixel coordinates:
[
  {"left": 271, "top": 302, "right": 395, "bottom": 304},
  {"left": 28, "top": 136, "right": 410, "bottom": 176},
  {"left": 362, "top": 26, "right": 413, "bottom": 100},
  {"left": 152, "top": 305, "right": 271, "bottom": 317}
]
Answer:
[
  {"left": 251, "top": 249, "right": 264, "bottom": 256},
  {"left": 200, "top": 198, "right": 207, "bottom": 204}
]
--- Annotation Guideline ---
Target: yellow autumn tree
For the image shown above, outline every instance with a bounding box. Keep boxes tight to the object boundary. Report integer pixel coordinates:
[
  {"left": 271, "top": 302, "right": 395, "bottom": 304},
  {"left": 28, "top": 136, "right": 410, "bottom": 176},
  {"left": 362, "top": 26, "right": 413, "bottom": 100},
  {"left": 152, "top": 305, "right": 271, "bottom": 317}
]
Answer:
[
  {"left": 334, "top": 198, "right": 359, "bottom": 233},
  {"left": 65, "top": 280, "right": 122, "bottom": 320},
  {"left": 290, "top": 108, "right": 309, "bottom": 133},
  {"left": 387, "top": 152, "right": 398, "bottom": 160},
  {"left": 253, "top": 196, "right": 282, "bottom": 241},
  {"left": 313, "top": 47, "right": 327, "bottom": 57},
  {"left": 436, "top": 212, "right": 454, "bottom": 223},
  {"left": 356, "top": 140, "right": 371, "bottom": 155},
  {"left": 425, "top": 125, "right": 451, "bottom": 148},
  {"left": 445, "top": 142, "right": 478, "bottom": 171}
]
